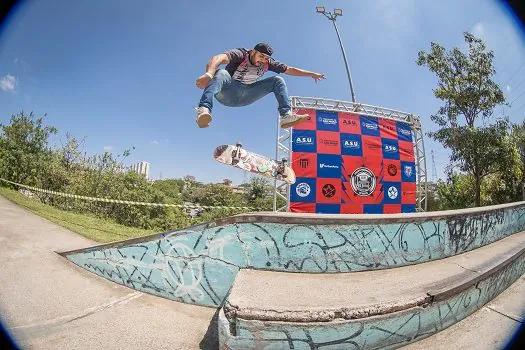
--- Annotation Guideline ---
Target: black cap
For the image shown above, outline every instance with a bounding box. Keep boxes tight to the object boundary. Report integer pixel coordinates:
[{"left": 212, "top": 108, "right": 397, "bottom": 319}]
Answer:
[{"left": 254, "top": 43, "right": 273, "bottom": 56}]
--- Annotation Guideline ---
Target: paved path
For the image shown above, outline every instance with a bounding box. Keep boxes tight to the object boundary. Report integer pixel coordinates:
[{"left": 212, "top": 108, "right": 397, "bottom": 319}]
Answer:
[{"left": 0, "top": 195, "right": 217, "bottom": 350}]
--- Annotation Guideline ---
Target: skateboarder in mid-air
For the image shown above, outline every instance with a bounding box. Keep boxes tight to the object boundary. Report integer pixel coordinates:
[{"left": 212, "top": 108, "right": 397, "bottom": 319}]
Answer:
[{"left": 195, "top": 42, "right": 325, "bottom": 129}]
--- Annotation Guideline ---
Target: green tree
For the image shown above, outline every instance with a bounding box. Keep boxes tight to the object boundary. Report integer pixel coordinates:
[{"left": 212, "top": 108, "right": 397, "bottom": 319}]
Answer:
[
  {"left": 192, "top": 183, "right": 245, "bottom": 207},
  {"left": 0, "top": 112, "right": 57, "bottom": 185},
  {"left": 434, "top": 174, "right": 476, "bottom": 210},
  {"left": 194, "top": 207, "right": 248, "bottom": 224},
  {"left": 181, "top": 175, "right": 203, "bottom": 202},
  {"left": 36, "top": 134, "right": 88, "bottom": 205},
  {"left": 245, "top": 176, "right": 271, "bottom": 203},
  {"left": 417, "top": 32, "right": 508, "bottom": 207},
  {"left": 151, "top": 179, "right": 182, "bottom": 204},
  {"left": 482, "top": 121, "right": 525, "bottom": 204},
  {"left": 511, "top": 121, "right": 525, "bottom": 190},
  {"left": 107, "top": 171, "right": 190, "bottom": 230}
]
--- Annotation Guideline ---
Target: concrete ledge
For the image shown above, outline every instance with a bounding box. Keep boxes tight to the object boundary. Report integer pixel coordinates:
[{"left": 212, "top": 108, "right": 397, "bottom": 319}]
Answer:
[
  {"left": 63, "top": 200, "right": 525, "bottom": 253},
  {"left": 223, "top": 231, "right": 525, "bottom": 323},
  {"left": 60, "top": 202, "right": 525, "bottom": 308},
  {"left": 219, "top": 232, "right": 525, "bottom": 349}
]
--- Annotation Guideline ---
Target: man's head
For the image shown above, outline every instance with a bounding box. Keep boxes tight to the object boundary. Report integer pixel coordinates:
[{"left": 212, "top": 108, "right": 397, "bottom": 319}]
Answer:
[{"left": 251, "top": 42, "right": 273, "bottom": 65}]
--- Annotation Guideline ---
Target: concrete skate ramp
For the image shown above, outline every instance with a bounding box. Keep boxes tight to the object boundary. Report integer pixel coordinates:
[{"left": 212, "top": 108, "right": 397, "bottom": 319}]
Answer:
[
  {"left": 219, "top": 231, "right": 525, "bottom": 349},
  {"left": 61, "top": 201, "right": 525, "bottom": 307}
]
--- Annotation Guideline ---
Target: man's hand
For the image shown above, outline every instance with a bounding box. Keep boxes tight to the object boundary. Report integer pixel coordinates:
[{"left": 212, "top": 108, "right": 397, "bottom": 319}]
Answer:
[
  {"left": 196, "top": 54, "right": 229, "bottom": 89},
  {"left": 195, "top": 74, "right": 212, "bottom": 89},
  {"left": 310, "top": 72, "right": 325, "bottom": 82},
  {"left": 284, "top": 67, "right": 326, "bottom": 82}
]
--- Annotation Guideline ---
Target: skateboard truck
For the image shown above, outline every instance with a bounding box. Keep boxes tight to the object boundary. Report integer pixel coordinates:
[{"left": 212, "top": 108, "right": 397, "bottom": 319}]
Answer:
[{"left": 231, "top": 142, "right": 243, "bottom": 165}]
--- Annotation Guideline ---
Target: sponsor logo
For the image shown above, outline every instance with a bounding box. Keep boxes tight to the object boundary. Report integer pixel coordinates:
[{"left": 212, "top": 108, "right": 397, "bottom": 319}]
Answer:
[
  {"left": 387, "top": 164, "right": 397, "bottom": 176},
  {"left": 384, "top": 144, "right": 398, "bottom": 153},
  {"left": 320, "top": 139, "right": 339, "bottom": 146},
  {"left": 404, "top": 165, "right": 413, "bottom": 177},
  {"left": 342, "top": 119, "right": 357, "bottom": 126},
  {"left": 318, "top": 117, "right": 337, "bottom": 125},
  {"left": 320, "top": 163, "right": 339, "bottom": 169},
  {"left": 296, "top": 183, "right": 311, "bottom": 197},
  {"left": 362, "top": 122, "right": 378, "bottom": 130},
  {"left": 296, "top": 137, "right": 314, "bottom": 144},
  {"left": 299, "top": 159, "right": 309, "bottom": 168},
  {"left": 399, "top": 128, "right": 411, "bottom": 136},
  {"left": 351, "top": 167, "right": 376, "bottom": 196},
  {"left": 382, "top": 125, "right": 395, "bottom": 131},
  {"left": 322, "top": 184, "right": 336, "bottom": 198},
  {"left": 366, "top": 143, "right": 381, "bottom": 150},
  {"left": 343, "top": 140, "right": 360, "bottom": 148},
  {"left": 388, "top": 186, "right": 399, "bottom": 199}
]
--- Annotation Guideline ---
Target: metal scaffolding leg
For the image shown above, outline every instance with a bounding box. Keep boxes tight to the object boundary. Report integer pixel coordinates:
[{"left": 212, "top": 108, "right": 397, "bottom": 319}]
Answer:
[{"left": 273, "top": 113, "right": 292, "bottom": 212}]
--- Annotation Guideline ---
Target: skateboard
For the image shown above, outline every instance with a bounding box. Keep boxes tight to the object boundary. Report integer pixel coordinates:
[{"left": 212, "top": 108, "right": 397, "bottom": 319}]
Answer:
[{"left": 213, "top": 143, "right": 296, "bottom": 184}]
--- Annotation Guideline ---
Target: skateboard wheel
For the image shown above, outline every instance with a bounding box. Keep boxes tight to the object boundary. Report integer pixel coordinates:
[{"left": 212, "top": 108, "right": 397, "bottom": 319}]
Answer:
[{"left": 214, "top": 145, "right": 228, "bottom": 158}]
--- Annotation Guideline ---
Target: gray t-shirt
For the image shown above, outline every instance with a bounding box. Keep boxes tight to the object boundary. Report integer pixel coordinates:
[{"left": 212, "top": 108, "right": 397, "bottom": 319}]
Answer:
[{"left": 224, "top": 48, "right": 288, "bottom": 84}]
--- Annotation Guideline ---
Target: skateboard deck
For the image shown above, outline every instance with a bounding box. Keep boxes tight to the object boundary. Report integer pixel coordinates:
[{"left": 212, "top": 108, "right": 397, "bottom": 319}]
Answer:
[{"left": 214, "top": 143, "right": 296, "bottom": 184}]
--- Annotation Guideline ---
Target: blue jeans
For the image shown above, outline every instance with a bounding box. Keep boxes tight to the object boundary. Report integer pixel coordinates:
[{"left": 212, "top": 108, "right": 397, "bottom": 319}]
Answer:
[{"left": 198, "top": 69, "right": 291, "bottom": 117}]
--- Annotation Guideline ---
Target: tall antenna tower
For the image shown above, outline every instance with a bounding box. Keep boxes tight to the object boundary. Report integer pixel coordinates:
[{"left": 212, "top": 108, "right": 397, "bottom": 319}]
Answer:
[{"left": 431, "top": 150, "right": 437, "bottom": 182}]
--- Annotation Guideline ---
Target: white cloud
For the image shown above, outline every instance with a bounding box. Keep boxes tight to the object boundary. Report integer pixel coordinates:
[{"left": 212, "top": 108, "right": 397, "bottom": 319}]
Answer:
[
  {"left": 151, "top": 140, "right": 160, "bottom": 145},
  {"left": 103, "top": 146, "right": 114, "bottom": 151},
  {"left": 0, "top": 74, "right": 17, "bottom": 92},
  {"left": 13, "top": 58, "right": 29, "bottom": 72},
  {"left": 507, "top": 85, "right": 511, "bottom": 92},
  {"left": 472, "top": 22, "right": 485, "bottom": 38}
]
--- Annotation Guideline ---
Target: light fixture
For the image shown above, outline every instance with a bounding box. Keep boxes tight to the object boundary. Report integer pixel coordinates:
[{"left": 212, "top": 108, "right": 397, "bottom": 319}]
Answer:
[{"left": 314, "top": 6, "right": 356, "bottom": 102}]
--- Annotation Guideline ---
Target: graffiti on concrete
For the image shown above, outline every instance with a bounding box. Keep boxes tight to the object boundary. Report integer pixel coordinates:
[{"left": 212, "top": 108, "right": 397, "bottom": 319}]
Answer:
[
  {"left": 65, "top": 205, "right": 525, "bottom": 307},
  {"left": 220, "top": 253, "right": 525, "bottom": 349},
  {"left": 445, "top": 209, "right": 520, "bottom": 254}
]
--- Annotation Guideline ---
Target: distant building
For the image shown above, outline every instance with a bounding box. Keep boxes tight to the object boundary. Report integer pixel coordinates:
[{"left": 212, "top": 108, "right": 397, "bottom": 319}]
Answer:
[{"left": 130, "top": 161, "right": 150, "bottom": 179}]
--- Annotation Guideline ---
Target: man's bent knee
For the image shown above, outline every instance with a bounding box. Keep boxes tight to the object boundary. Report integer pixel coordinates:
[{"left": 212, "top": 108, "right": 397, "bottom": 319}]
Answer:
[{"left": 272, "top": 76, "right": 286, "bottom": 86}]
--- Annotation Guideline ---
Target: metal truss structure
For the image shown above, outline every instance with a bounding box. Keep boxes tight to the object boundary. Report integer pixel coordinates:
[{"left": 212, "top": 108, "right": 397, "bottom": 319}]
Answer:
[
  {"left": 272, "top": 114, "right": 292, "bottom": 212},
  {"left": 272, "top": 96, "right": 428, "bottom": 212}
]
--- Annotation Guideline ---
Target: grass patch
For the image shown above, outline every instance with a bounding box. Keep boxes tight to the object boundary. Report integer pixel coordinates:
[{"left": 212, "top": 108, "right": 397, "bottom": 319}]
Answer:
[{"left": 0, "top": 187, "right": 157, "bottom": 243}]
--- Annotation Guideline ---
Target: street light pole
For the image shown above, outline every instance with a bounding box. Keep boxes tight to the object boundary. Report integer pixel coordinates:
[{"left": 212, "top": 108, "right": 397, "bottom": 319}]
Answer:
[{"left": 316, "top": 6, "right": 356, "bottom": 103}]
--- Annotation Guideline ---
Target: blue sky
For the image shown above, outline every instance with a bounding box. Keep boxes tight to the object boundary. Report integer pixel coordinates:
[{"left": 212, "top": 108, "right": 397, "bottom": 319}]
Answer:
[{"left": 0, "top": 0, "right": 524, "bottom": 185}]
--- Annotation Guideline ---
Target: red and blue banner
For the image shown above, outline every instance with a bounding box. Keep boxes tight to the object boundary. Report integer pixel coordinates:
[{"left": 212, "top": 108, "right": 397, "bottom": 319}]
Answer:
[{"left": 289, "top": 108, "right": 417, "bottom": 214}]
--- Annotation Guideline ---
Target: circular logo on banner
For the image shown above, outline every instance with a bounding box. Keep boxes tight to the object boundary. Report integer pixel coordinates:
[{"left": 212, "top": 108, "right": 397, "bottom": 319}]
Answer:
[
  {"left": 351, "top": 167, "right": 376, "bottom": 196},
  {"left": 387, "top": 164, "right": 397, "bottom": 176},
  {"left": 296, "top": 183, "right": 311, "bottom": 198},
  {"left": 322, "top": 184, "right": 336, "bottom": 198},
  {"left": 388, "top": 186, "right": 399, "bottom": 199}
]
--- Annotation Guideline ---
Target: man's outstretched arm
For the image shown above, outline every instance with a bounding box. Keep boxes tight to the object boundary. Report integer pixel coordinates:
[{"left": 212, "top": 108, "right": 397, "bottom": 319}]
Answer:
[
  {"left": 196, "top": 53, "right": 230, "bottom": 89},
  {"left": 284, "top": 67, "right": 325, "bottom": 82}
]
